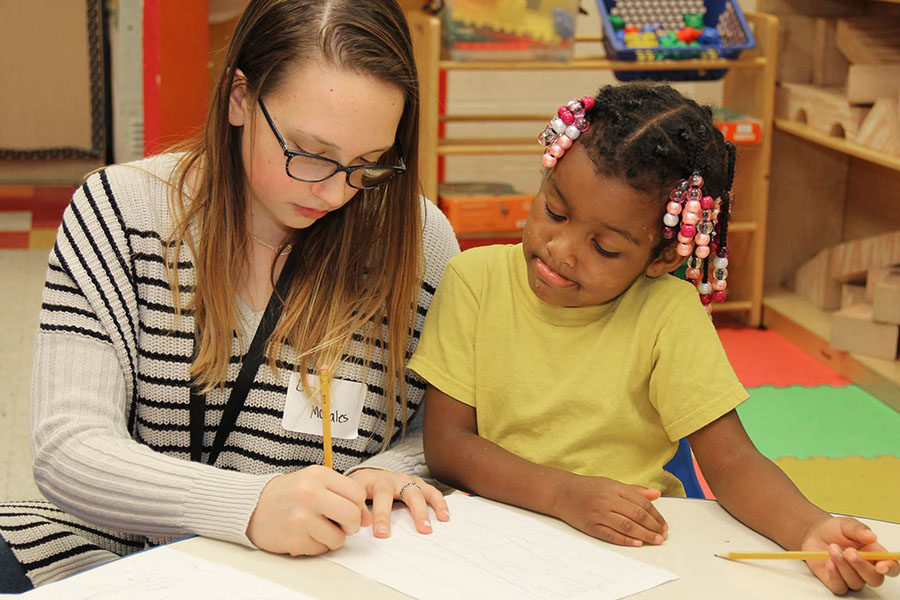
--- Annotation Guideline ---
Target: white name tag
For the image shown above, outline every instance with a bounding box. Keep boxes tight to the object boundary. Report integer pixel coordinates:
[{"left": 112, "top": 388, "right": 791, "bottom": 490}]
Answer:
[{"left": 282, "top": 372, "right": 366, "bottom": 440}]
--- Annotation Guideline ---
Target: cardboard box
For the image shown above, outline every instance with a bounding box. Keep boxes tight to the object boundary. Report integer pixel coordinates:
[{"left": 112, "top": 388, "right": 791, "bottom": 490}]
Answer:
[
  {"left": 438, "top": 182, "right": 533, "bottom": 235},
  {"left": 830, "top": 303, "right": 899, "bottom": 360},
  {"left": 873, "top": 273, "right": 900, "bottom": 325}
]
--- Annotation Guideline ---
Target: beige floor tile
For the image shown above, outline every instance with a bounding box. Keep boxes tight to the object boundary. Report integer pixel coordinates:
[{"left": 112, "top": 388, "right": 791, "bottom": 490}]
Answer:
[{"left": 0, "top": 249, "right": 49, "bottom": 501}]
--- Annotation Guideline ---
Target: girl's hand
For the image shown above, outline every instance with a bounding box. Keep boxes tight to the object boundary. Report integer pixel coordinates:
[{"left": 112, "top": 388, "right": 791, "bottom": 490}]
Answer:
[
  {"left": 801, "top": 515, "right": 899, "bottom": 593},
  {"left": 348, "top": 468, "right": 450, "bottom": 538},
  {"left": 246, "top": 465, "right": 371, "bottom": 556},
  {"left": 553, "top": 473, "right": 668, "bottom": 547}
]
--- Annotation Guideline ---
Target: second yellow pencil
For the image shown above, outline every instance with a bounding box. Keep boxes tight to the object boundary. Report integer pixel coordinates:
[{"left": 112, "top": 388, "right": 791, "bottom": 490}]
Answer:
[{"left": 717, "top": 551, "right": 900, "bottom": 561}]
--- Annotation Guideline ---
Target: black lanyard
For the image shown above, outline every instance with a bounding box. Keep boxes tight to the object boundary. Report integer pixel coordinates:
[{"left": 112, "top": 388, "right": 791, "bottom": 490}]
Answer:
[{"left": 189, "top": 248, "right": 298, "bottom": 466}]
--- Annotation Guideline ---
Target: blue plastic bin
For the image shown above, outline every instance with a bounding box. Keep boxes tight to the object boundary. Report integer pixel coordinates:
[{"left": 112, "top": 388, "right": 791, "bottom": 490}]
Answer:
[{"left": 597, "top": 0, "right": 756, "bottom": 81}]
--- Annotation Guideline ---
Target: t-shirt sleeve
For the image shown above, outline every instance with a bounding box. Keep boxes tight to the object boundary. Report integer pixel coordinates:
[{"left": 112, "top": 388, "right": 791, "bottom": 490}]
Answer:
[
  {"left": 406, "top": 256, "right": 481, "bottom": 407},
  {"left": 649, "top": 291, "right": 749, "bottom": 441}
]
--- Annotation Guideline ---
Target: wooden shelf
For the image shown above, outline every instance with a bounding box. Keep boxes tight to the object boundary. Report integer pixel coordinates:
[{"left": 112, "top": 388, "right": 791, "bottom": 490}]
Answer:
[
  {"left": 409, "top": 11, "right": 778, "bottom": 326},
  {"left": 775, "top": 119, "right": 900, "bottom": 172},
  {"left": 763, "top": 289, "right": 900, "bottom": 410},
  {"left": 438, "top": 56, "right": 767, "bottom": 71}
]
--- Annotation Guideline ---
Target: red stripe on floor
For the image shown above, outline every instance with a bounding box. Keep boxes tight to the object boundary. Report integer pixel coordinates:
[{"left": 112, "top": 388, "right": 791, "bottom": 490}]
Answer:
[
  {"left": 717, "top": 327, "right": 850, "bottom": 388},
  {"left": 0, "top": 231, "right": 30, "bottom": 249}
]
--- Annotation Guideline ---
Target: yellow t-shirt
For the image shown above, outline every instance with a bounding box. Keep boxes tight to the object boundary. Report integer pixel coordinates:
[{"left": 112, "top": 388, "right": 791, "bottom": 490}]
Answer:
[{"left": 408, "top": 243, "right": 748, "bottom": 496}]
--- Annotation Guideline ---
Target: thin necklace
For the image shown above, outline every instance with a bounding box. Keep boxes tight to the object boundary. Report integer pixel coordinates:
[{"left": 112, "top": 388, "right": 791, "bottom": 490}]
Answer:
[{"left": 251, "top": 233, "right": 292, "bottom": 255}]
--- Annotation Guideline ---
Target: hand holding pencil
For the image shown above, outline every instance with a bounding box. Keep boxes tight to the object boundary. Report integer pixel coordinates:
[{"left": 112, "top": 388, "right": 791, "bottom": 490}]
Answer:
[{"left": 762, "top": 516, "right": 900, "bottom": 595}]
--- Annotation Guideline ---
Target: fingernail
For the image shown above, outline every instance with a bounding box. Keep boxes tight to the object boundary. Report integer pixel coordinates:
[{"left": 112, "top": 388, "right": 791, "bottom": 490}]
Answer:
[
  {"left": 631, "top": 539, "right": 643, "bottom": 547},
  {"left": 654, "top": 535, "right": 663, "bottom": 544},
  {"left": 422, "top": 520, "right": 432, "bottom": 531},
  {"left": 374, "top": 524, "right": 388, "bottom": 536},
  {"left": 876, "top": 564, "right": 888, "bottom": 574}
]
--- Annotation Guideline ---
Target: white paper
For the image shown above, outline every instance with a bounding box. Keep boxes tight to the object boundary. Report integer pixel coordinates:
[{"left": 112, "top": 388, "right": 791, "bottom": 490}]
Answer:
[
  {"left": 325, "top": 494, "right": 678, "bottom": 600},
  {"left": 20, "top": 546, "right": 312, "bottom": 600}
]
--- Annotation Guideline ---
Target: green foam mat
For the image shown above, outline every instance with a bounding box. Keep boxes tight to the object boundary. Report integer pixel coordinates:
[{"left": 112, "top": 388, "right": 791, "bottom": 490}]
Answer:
[{"left": 737, "top": 385, "right": 900, "bottom": 460}]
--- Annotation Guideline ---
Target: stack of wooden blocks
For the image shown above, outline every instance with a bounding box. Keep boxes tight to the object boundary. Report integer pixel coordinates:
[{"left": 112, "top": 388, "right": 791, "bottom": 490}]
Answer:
[
  {"left": 789, "top": 230, "right": 900, "bottom": 360},
  {"left": 765, "top": 0, "right": 900, "bottom": 155}
]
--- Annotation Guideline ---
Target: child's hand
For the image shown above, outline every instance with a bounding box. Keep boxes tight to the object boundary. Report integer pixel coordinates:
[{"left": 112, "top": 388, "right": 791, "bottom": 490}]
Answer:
[
  {"left": 553, "top": 473, "right": 668, "bottom": 547},
  {"left": 800, "top": 515, "right": 899, "bottom": 594}
]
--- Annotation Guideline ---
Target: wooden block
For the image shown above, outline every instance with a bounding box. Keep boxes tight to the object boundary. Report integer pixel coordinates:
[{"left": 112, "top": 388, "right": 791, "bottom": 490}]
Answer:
[
  {"left": 841, "top": 282, "right": 867, "bottom": 307},
  {"left": 757, "top": 0, "right": 866, "bottom": 17},
  {"left": 855, "top": 99, "right": 900, "bottom": 156},
  {"left": 776, "top": 83, "right": 869, "bottom": 140},
  {"left": 836, "top": 18, "right": 900, "bottom": 65},
  {"left": 776, "top": 16, "right": 816, "bottom": 83},
  {"left": 830, "top": 303, "right": 899, "bottom": 360},
  {"left": 873, "top": 273, "right": 900, "bottom": 325},
  {"left": 847, "top": 65, "right": 900, "bottom": 105},
  {"left": 812, "top": 18, "right": 848, "bottom": 87},
  {"left": 866, "top": 266, "right": 900, "bottom": 301},
  {"left": 830, "top": 230, "right": 900, "bottom": 282},
  {"left": 792, "top": 247, "right": 843, "bottom": 310}
]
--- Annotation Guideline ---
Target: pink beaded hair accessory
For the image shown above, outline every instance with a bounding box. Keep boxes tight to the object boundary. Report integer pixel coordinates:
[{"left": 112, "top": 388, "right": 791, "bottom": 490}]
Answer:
[
  {"left": 537, "top": 96, "right": 596, "bottom": 168},
  {"left": 660, "top": 173, "right": 730, "bottom": 314}
]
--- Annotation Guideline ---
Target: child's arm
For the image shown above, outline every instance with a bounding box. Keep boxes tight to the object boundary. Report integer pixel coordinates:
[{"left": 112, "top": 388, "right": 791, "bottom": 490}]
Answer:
[
  {"left": 423, "top": 384, "right": 668, "bottom": 547},
  {"left": 689, "top": 410, "right": 899, "bottom": 594}
]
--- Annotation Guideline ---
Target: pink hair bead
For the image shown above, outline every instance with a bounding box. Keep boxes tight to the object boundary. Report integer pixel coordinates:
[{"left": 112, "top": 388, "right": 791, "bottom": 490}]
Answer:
[
  {"left": 695, "top": 245, "right": 710, "bottom": 258},
  {"left": 581, "top": 95, "right": 595, "bottom": 110},
  {"left": 680, "top": 224, "right": 696, "bottom": 238},
  {"left": 712, "top": 290, "right": 727, "bottom": 303},
  {"left": 676, "top": 243, "right": 693, "bottom": 257},
  {"left": 685, "top": 267, "right": 701, "bottom": 279},
  {"left": 558, "top": 134, "right": 573, "bottom": 149},
  {"left": 681, "top": 211, "right": 699, "bottom": 225},
  {"left": 549, "top": 144, "right": 564, "bottom": 158},
  {"left": 558, "top": 107, "right": 575, "bottom": 125},
  {"left": 660, "top": 225, "right": 675, "bottom": 239},
  {"left": 699, "top": 293, "right": 712, "bottom": 305},
  {"left": 689, "top": 174, "right": 704, "bottom": 187},
  {"left": 694, "top": 233, "right": 710, "bottom": 246},
  {"left": 542, "top": 153, "right": 557, "bottom": 168},
  {"left": 666, "top": 201, "right": 682, "bottom": 215},
  {"left": 712, "top": 279, "right": 727, "bottom": 291},
  {"left": 677, "top": 233, "right": 693, "bottom": 244},
  {"left": 700, "top": 196, "right": 714, "bottom": 210},
  {"left": 575, "top": 117, "right": 589, "bottom": 132},
  {"left": 685, "top": 200, "right": 701, "bottom": 213}
]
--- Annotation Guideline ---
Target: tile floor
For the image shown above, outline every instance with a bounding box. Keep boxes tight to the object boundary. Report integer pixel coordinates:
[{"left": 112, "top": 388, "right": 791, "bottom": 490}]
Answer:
[{"left": 1, "top": 249, "right": 51, "bottom": 501}]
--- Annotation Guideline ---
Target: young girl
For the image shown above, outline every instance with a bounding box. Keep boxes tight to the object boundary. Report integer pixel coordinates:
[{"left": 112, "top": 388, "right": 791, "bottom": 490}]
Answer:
[
  {"left": 0, "top": 0, "right": 458, "bottom": 591},
  {"left": 410, "top": 83, "right": 898, "bottom": 595}
]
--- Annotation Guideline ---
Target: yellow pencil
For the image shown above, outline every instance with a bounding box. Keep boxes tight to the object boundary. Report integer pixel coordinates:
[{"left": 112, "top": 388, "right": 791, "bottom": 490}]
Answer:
[
  {"left": 319, "top": 364, "right": 333, "bottom": 469},
  {"left": 716, "top": 551, "right": 900, "bottom": 561}
]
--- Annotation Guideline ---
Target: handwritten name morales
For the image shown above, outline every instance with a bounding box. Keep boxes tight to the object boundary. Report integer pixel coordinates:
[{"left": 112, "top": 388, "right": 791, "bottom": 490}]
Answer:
[{"left": 309, "top": 405, "right": 350, "bottom": 424}]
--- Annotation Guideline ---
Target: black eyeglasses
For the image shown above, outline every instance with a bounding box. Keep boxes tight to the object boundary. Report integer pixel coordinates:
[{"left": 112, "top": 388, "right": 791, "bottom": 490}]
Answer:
[{"left": 256, "top": 96, "right": 406, "bottom": 190}]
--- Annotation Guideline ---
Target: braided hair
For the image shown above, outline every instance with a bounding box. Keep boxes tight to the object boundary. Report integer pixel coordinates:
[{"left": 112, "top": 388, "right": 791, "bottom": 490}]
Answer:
[{"left": 578, "top": 83, "right": 736, "bottom": 307}]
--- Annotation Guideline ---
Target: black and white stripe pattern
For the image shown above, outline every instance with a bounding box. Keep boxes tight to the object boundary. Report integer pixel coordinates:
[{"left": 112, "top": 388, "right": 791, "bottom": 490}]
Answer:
[{"left": 1, "top": 153, "right": 459, "bottom": 587}]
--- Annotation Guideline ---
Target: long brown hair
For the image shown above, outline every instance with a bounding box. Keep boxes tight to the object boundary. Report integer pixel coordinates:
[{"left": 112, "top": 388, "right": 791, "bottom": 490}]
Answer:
[{"left": 168, "top": 0, "right": 423, "bottom": 447}]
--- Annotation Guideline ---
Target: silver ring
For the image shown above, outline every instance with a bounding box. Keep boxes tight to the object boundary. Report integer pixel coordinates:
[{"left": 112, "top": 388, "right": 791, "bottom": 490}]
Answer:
[{"left": 398, "top": 481, "right": 421, "bottom": 502}]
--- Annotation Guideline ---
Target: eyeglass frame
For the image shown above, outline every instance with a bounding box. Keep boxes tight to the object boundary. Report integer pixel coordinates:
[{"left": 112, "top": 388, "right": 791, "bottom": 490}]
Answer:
[{"left": 256, "top": 96, "right": 407, "bottom": 190}]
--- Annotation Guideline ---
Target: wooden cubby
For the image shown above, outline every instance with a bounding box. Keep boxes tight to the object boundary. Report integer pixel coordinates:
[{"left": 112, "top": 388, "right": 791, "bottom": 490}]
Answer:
[
  {"left": 408, "top": 11, "right": 778, "bottom": 327},
  {"left": 761, "top": 0, "right": 900, "bottom": 407}
]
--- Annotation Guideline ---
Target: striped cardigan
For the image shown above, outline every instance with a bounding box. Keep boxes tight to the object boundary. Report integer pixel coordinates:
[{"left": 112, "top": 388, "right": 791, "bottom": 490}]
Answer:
[{"left": 0, "top": 153, "right": 459, "bottom": 586}]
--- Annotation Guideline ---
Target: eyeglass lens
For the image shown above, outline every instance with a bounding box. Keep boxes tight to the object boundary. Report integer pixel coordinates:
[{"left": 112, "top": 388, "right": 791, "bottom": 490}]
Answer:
[{"left": 286, "top": 155, "right": 398, "bottom": 189}]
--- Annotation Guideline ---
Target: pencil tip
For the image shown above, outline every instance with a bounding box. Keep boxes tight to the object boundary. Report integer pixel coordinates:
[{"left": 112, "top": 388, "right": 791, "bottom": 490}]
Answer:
[{"left": 714, "top": 553, "right": 731, "bottom": 560}]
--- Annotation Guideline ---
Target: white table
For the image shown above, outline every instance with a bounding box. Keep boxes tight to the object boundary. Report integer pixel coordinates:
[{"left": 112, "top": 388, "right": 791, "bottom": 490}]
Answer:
[{"left": 170, "top": 497, "right": 900, "bottom": 599}]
